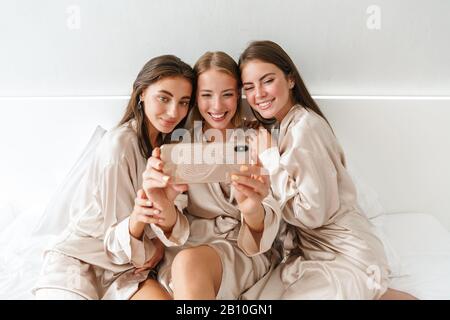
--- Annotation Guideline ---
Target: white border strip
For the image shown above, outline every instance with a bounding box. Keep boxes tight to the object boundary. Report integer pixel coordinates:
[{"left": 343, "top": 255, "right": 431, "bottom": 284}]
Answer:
[{"left": 0, "top": 95, "right": 450, "bottom": 101}]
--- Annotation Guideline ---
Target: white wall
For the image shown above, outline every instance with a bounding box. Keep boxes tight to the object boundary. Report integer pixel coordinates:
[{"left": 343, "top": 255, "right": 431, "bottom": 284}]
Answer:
[
  {"left": 1, "top": 0, "right": 449, "bottom": 96},
  {"left": 1, "top": 1, "right": 449, "bottom": 229},
  {"left": 320, "top": 98, "right": 450, "bottom": 230},
  {"left": 0, "top": 99, "right": 125, "bottom": 220}
]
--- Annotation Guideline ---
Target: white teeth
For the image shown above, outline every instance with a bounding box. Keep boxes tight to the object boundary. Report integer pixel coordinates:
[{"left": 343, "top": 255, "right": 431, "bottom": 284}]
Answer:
[
  {"left": 258, "top": 100, "right": 273, "bottom": 110},
  {"left": 209, "top": 112, "right": 226, "bottom": 120}
]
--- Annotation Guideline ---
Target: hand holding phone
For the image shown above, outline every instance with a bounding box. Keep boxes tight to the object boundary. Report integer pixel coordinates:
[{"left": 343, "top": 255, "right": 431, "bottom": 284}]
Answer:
[{"left": 160, "top": 142, "right": 267, "bottom": 184}]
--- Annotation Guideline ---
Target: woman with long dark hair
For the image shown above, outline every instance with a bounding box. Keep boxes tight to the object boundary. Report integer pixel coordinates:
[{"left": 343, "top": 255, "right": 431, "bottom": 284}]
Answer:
[
  {"left": 33, "top": 55, "right": 195, "bottom": 300},
  {"left": 238, "top": 40, "right": 415, "bottom": 299}
]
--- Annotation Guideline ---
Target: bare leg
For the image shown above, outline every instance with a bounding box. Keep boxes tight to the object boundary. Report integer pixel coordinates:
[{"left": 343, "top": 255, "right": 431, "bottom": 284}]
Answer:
[
  {"left": 380, "top": 288, "right": 418, "bottom": 300},
  {"left": 130, "top": 279, "right": 172, "bottom": 300},
  {"left": 171, "top": 245, "right": 223, "bottom": 300}
]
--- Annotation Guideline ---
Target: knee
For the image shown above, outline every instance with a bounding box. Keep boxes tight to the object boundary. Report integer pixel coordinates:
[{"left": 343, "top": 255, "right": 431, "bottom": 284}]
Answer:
[{"left": 171, "top": 247, "right": 202, "bottom": 277}]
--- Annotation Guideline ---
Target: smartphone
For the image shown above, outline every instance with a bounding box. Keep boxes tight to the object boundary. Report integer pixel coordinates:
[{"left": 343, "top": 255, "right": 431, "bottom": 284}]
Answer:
[{"left": 160, "top": 142, "right": 265, "bottom": 184}]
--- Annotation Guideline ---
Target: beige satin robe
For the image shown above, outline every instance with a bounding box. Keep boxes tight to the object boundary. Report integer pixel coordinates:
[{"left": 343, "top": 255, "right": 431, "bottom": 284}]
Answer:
[
  {"left": 155, "top": 128, "right": 282, "bottom": 299},
  {"left": 241, "top": 104, "right": 390, "bottom": 300},
  {"left": 33, "top": 121, "right": 189, "bottom": 299}
]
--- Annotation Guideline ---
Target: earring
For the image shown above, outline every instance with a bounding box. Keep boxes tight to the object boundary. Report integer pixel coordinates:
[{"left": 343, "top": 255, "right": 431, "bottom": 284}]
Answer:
[
  {"left": 138, "top": 100, "right": 143, "bottom": 110},
  {"left": 289, "top": 82, "right": 294, "bottom": 89}
]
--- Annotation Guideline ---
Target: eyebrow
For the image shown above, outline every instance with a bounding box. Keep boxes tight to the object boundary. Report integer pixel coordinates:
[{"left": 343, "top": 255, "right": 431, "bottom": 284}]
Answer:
[
  {"left": 243, "top": 73, "right": 275, "bottom": 86},
  {"left": 157, "top": 90, "right": 173, "bottom": 97},
  {"left": 158, "top": 90, "right": 191, "bottom": 100},
  {"left": 199, "top": 88, "right": 235, "bottom": 93}
]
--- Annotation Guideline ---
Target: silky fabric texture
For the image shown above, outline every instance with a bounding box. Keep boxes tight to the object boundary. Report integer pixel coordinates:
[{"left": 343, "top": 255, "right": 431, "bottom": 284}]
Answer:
[
  {"left": 34, "top": 121, "right": 189, "bottom": 299},
  {"left": 156, "top": 127, "right": 282, "bottom": 299},
  {"left": 241, "top": 105, "right": 390, "bottom": 299}
]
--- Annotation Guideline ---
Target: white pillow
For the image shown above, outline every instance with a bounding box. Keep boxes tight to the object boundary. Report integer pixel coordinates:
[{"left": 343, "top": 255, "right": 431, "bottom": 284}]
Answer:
[
  {"left": 32, "top": 126, "right": 107, "bottom": 236},
  {"left": 346, "top": 163, "right": 385, "bottom": 219},
  {"left": 346, "top": 162, "right": 404, "bottom": 277}
]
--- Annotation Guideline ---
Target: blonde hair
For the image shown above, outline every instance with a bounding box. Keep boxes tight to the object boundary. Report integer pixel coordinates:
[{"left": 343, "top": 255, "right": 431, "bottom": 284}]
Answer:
[{"left": 191, "top": 51, "right": 242, "bottom": 128}]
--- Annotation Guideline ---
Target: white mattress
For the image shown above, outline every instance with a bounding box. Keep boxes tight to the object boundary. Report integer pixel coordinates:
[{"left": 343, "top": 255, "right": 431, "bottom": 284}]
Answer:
[
  {"left": 0, "top": 211, "right": 449, "bottom": 299},
  {"left": 373, "top": 212, "right": 450, "bottom": 299}
]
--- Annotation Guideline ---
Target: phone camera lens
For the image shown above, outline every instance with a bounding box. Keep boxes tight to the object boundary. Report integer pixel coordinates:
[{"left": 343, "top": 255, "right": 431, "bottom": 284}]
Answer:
[{"left": 234, "top": 145, "right": 249, "bottom": 152}]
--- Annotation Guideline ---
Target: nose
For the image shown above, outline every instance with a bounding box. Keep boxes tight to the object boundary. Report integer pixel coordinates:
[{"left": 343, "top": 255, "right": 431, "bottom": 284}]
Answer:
[
  {"left": 255, "top": 84, "right": 266, "bottom": 99},
  {"left": 166, "top": 101, "right": 179, "bottom": 118},
  {"left": 212, "top": 96, "right": 224, "bottom": 111}
]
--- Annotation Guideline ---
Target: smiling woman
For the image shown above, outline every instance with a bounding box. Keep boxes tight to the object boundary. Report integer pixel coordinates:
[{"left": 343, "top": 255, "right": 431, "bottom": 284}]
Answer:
[
  {"left": 32, "top": 55, "right": 196, "bottom": 300},
  {"left": 134, "top": 51, "right": 282, "bottom": 300},
  {"left": 140, "top": 80, "right": 192, "bottom": 138}
]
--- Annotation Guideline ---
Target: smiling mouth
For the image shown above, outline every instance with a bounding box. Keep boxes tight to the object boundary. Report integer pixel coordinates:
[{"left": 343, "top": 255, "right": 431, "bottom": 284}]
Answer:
[
  {"left": 257, "top": 99, "right": 274, "bottom": 110},
  {"left": 160, "top": 118, "right": 177, "bottom": 126},
  {"left": 208, "top": 112, "right": 228, "bottom": 121}
]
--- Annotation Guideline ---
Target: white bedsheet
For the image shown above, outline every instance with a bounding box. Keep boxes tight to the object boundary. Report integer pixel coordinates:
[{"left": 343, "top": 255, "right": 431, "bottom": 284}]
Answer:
[
  {"left": 374, "top": 212, "right": 450, "bottom": 299},
  {"left": 1, "top": 210, "right": 449, "bottom": 299}
]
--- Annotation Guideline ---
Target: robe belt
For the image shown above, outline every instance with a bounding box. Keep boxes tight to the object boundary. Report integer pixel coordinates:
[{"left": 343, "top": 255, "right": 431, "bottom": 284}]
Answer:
[{"left": 213, "top": 215, "right": 240, "bottom": 241}]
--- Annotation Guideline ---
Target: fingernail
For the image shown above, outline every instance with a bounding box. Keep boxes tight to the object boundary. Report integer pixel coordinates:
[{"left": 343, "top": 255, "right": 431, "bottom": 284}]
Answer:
[
  {"left": 162, "top": 176, "right": 170, "bottom": 182},
  {"left": 146, "top": 201, "right": 152, "bottom": 206},
  {"left": 154, "top": 209, "right": 161, "bottom": 215},
  {"left": 158, "top": 219, "right": 164, "bottom": 223},
  {"left": 231, "top": 175, "right": 239, "bottom": 181},
  {"left": 240, "top": 165, "right": 249, "bottom": 172}
]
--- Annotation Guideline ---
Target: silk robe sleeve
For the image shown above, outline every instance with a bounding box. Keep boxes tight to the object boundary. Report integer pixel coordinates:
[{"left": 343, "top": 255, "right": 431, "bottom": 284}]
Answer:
[
  {"left": 237, "top": 195, "right": 281, "bottom": 257},
  {"left": 100, "top": 159, "right": 157, "bottom": 268},
  {"left": 259, "top": 119, "right": 341, "bottom": 229},
  {"left": 150, "top": 192, "right": 190, "bottom": 247}
]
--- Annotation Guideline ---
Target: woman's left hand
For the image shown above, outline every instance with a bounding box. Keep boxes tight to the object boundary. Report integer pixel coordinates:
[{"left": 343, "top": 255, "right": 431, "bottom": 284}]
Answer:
[
  {"left": 248, "top": 126, "right": 274, "bottom": 164},
  {"left": 231, "top": 165, "right": 269, "bottom": 232}
]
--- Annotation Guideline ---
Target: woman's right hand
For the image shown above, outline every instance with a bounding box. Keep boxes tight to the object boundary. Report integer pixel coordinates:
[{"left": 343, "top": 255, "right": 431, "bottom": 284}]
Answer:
[
  {"left": 141, "top": 147, "right": 188, "bottom": 233},
  {"left": 142, "top": 147, "right": 188, "bottom": 202}
]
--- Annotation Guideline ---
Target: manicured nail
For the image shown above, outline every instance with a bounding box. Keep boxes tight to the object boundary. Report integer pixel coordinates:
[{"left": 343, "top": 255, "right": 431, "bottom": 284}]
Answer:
[
  {"left": 146, "top": 201, "right": 153, "bottom": 206},
  {"left": 158, "top": 219, "right": 164, "bottom": 223},
  {"left": 162, "top": 176, "right": 170, "bottom": 182},
  {"left": 231, "top": 175, "right": 239, "bottom": 181},
  {"left": 153, "top": 209, "right": 161, "bottom": 215},
  {"left": 240, "top": 165, "right": 249, "bottom": 172}
]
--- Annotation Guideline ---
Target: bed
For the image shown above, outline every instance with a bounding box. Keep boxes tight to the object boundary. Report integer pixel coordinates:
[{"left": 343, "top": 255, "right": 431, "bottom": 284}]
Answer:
[
  {"left": 1, "top": 98, "right": 449, "bottom": 299},
  {"left": 2, "top": 207, "right": 449, "bottom": 299}
]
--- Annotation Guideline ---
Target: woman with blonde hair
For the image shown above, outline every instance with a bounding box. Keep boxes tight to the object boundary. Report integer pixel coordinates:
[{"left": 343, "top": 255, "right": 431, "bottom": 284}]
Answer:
[{"left": 135, "top": 51, "right": 281, "bottom": 299}]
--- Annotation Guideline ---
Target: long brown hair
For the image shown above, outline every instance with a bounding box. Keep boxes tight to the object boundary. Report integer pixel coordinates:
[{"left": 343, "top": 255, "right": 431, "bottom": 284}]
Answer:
[
  {"left": 238, "top": 40, "right": 330, "bottom": 127},
  {"left": 118, "top": 55, "right": 196, "bottom": 159},
  {"left": 191, "top": 51, "right": 243, "bottom": 128}
]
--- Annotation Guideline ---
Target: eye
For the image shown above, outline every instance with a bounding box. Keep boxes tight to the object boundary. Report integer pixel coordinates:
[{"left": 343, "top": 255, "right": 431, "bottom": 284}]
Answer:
[
  {"left": 243, "top": 86, "right": 254, "bottom": 92},
  {"left": 223, "top": 92, "right": 234, "bottom": 97},
  {"left": 158, "top": 96, "right": 169, "bottom": 103},
  {"left": 180, "top": 101, "right": 190, "bottom": 107},
  {"left": 200, "top": 93, "right": 212, "bottom": 98},
  {"left": 263, "top": 78, "right": 274, "bottom": 84}
]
